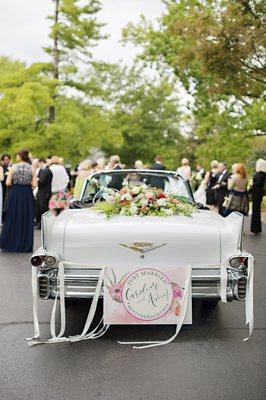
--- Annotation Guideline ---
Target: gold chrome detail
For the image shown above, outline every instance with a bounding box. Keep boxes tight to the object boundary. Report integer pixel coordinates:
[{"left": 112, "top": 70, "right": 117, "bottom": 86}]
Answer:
[{"left": 120, "top": 241, "right": 167, "bottom": 254}]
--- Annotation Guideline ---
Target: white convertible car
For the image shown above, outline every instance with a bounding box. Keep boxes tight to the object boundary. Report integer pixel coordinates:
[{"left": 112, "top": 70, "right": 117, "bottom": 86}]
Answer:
[{"left": 31, "top": 170, "right": 250, "bottom": 307}]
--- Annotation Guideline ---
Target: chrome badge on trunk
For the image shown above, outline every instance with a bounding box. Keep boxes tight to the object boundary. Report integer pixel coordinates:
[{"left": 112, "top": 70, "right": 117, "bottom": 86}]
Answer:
[{"left": 120, "top": 241, "right": 167, "bottom": 254}]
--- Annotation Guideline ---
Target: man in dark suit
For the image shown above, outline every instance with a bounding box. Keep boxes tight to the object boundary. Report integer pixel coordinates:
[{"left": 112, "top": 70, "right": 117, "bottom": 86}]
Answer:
[
  {"left": 148, "top": 156, "right": 166, "bottom": 189},
  {"left": 213, "top": 162, "right": 230, "bottom": 216},
  {"left": 1, "top": 154, "right": 12, "bottom": 222},
  {"left": 108, "top": 155, "right": 123, "bottom": 191},
  {"left": 36, "top": 158, "right": 53, "bottom": 229}
]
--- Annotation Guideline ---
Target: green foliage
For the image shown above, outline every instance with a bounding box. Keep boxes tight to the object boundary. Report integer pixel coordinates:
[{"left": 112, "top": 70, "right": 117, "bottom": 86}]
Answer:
[
  {"left": 107, "top": 68, "right": 185, "bottom": 168},
  {"left": 1, "top": 1, "right": 265, "bottom": 171},
  {"left": 0, "top": 57, "right": 123, "bottom": 164},
  {"left": 78, "top": 63, "right": 187, "bottom": 168},
  {"left": 123, "top": 0, "right": 266, "bottom": 99},
  {"left": 44, "top": 97, "right": 123, "bottom": 163},
  {"left": 190, "top": 97, "right": 266, "bottom": 169},
  {"left": 0, "top": 57, "right": 54, "bottom": 152},
  {"left": 122, "top": 0, "right": 266, "bottom": 169},
  {"left": 45, "top": 0, "right": 106, "bottom": 83}
]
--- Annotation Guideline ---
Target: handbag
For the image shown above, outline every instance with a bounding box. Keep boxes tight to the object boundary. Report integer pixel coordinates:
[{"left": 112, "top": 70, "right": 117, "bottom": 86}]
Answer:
[{"left": 222, "top": 194, "right": 232, "bottom": 209}]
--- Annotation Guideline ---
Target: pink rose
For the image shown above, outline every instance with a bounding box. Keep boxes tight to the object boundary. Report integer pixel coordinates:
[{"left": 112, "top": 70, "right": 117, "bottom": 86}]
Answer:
[
  {"left": 171, "top": 283, "right": 184, "bottom": 299},
  {"left": 145, "top": 191, "right": 155, "bottom": 202},
  {"left": 170, "top": 282, "right": 184, "bottom": 315},
  {"left": 109, "top": 283, "right": 123, "bottom": 303}
]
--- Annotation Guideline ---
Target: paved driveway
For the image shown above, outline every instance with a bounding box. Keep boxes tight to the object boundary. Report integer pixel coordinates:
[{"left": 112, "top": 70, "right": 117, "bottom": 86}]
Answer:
[{"left": 0, "top": 220, "right": 265, "bottom": 400}]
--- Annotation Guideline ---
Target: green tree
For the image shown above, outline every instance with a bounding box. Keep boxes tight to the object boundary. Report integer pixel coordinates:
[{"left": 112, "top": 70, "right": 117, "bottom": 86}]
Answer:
[
  {"left": 107, "top": 68, "right": 185, "bottom": 168},
  {"left": 122, "top": 0, "right": 266, "bottom": 167},
  {"left": 0, "top": 57, "right": 54, "bottom": 153},
  {"left": 45, "top": 0, "right": 105, "bottom": 122},
  {"left": 0, "top": 57, "right": 123, "bottom": 163},
  {"left": 74, "top": 63, "right": 188, "bottom": 168},
  {"left": 123, "top": 0, "right": 266, "bottom": 100}
]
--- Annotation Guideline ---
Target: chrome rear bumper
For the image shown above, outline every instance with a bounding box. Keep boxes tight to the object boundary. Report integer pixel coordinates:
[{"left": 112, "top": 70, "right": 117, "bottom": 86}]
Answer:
[{"left": 37, "top": 267, "right": 247, "bottom": 302}]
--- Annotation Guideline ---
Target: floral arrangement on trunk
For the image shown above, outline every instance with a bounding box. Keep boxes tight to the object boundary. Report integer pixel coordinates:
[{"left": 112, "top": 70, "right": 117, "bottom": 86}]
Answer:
[{"left": 93, "top": 184, "right": 197, "bottom": 218}]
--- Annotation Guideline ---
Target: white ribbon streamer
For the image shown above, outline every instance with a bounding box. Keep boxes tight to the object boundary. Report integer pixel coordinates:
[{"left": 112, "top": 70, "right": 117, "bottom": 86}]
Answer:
[
  {"left": 25, "top": 267, "right": 40, "bottom": 341},
  {"left": 26, "top": 255, "right": 254, "bottom": 347},
  {"left": 243, "top": 254, "right": 254, "bottom": 341},
  {"left": 67, "top": 267, "right": 106, "bottom": 343},
  {"left": 118, "top": 269, "right": 191, "bottom": 349},
  {"left": 50, "top": 261, "right": 66, "bottom": 338},
  {"left": 26, "top": 264, "right": 107, "bottom": 346},
  {"left": 220, "top": 262, "right": 228, "bottom": 303}
]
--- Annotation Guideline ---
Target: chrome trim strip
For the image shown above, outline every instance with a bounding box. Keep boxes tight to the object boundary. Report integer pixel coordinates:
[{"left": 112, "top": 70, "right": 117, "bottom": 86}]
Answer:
[{"left": 37, "top": 263, "right": 247, "bottom": 302}]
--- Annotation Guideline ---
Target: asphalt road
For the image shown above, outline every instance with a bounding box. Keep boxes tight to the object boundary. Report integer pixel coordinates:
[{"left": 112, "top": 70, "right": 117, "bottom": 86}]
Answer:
[{"left": 0, "top": 219, "right": 265, "bottom": 400}]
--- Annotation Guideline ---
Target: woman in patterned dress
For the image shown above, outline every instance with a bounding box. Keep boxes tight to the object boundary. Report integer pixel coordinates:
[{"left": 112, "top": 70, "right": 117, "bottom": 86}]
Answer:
[{"left": 0, "top": 149, "right": 37, "bottom": 252}]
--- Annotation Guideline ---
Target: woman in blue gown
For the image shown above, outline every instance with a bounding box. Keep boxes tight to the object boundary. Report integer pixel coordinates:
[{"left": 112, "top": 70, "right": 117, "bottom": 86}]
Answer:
[{"left": 0, "top": 149, "right": 37, "bottom": 253}]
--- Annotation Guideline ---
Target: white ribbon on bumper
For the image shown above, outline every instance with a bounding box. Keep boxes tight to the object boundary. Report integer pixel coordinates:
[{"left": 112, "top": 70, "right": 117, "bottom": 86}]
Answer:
[
  {"left": 26, "top": 263, "right": 108, "bottom": 346},
  {"left": 118, "top": 269, "right": 192, "bottom": 349},
  {"left": 219, "top": 254, "right": 254, "bottom": 341},
  {"left": 26, "top": 255, "right": 254, "bottom": 346},
  {"left": 243, "top": 254, "right": 254, "bottom": 341},
  {"left": 220, "top": 262, "right": 228, "bottom": 304}
]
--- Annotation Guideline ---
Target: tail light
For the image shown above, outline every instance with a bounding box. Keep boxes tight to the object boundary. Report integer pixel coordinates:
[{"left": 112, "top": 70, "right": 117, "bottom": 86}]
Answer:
[
  {"left": 44, "top": 255, "right": 58, "bottom": 268},
  {"left": 229, "top": 256, "right": 248, "bottom": 270},
  {"left": 30, "top": 255, "right": 46, "bottom": 267}
]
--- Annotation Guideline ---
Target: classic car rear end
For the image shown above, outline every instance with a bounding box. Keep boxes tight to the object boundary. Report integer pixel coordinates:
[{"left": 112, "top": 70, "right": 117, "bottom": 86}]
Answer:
[
  {"left": 31, "top": 170, "right": 251, "bottom": 307},
  {"left": 32, "top": 210, "right": 249, "bottom": 304}
]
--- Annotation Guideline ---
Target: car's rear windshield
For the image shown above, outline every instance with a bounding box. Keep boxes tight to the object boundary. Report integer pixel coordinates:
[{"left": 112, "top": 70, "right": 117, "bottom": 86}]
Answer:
[{"left": 81, "top": 171, "right": 191, "bottom": 202}]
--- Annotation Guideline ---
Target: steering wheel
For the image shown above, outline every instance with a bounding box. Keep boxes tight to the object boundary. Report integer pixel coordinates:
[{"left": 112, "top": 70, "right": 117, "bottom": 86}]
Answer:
[{"left": 92, "top": 188, "right": 119, "bottom": 204}]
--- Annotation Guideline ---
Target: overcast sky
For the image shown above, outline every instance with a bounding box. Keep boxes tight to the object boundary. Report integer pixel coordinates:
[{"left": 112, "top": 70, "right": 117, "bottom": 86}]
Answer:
[{"left": 0, "top": 0, "right": 165, "bottom": 65}]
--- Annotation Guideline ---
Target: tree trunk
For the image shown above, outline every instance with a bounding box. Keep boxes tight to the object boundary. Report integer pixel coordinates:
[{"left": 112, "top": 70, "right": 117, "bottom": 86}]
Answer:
[{"left": 49, "top": 0, "right": 60, "bottom": 123}]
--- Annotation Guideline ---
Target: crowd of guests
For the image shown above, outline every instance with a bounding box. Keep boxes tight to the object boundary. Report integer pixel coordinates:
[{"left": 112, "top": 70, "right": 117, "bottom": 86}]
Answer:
[
  {"left": 177, "top": 157, "right": 266, "bottom": 236},
  {"left": 0, "top": 150, "right": 265, "bottom": 253}
]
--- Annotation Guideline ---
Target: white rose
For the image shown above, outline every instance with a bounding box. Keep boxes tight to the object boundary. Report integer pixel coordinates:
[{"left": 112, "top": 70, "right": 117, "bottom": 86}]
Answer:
[
  {"left": 103, "top": 193, "right": 115, "bottom": 202},
  {"left": 132, "top": 186, "right": 141, "bottom": 195},
  {"left": 121, "top": 193, "right": 132, "bottom": 202},
  {"left": 140, "top": 199, "right": 148, "bottom": 207},
  {"left": 108, "top": 195, "right": 116, "bottom": 203},
  {"left": 157, "top": 198, "right": 167, "bottom": 207},
  {"left": 165, "top": 208, "right": 174, "bottom": 216},
  {"left": 120, "top": 209, "right": 127, "bottom": 215},
  {"left": 140, "top": 184, "right": 148, "bottom": 190},
  {"left": 129, "top": 205, "right": 138, "bottom": 215}
]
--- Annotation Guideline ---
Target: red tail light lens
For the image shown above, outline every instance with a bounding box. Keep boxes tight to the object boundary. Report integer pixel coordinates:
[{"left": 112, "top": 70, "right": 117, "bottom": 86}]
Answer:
[{"left": 30, "top": 255, "right": 46, "bottom": 267}]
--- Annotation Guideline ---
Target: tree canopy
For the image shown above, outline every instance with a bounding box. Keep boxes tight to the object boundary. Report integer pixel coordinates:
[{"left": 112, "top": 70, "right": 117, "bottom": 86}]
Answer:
[
  {"left": 0, "top": 0, "right": 265, "bottom": 170},
  {"left": 122, "top": 0, "right": 266, "bottom": 168}
]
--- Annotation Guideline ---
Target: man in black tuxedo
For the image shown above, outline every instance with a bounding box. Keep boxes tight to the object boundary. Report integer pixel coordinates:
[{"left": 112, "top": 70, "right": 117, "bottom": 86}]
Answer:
[
  {"left": 36, "top": 158, "right": 53, "bottom": 229},
  {"left": 108, "top": 155, "right": 123, "bottom": 191},
  {"left": 1, "top": 154, "right": 11, "bottom": 222},
  {"left": 148, "top": 156, "right": 166, "bottom": 189},
  {"left": 213, "top": 162, "right": 230, "bottom": 216}
]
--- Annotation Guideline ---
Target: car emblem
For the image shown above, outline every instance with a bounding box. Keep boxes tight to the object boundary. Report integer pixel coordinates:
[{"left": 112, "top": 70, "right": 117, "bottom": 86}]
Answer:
[{"left": 120, "top": 241, "right": 167, "bottom": 254}]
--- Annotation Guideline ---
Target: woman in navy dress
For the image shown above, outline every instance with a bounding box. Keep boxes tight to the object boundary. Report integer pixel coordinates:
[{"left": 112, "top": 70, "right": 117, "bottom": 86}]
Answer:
[{"left": 0, "top": 149, "right": 37, "bottom": 252}]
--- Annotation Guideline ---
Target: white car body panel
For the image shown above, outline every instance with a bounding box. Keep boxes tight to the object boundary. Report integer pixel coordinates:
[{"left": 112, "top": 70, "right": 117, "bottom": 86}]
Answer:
[
  {"left": 43, "top": 208, "right": 242, "bottom": 269},
  {"left": 35, "top": 170, "right": 250, "bottom": 303}
]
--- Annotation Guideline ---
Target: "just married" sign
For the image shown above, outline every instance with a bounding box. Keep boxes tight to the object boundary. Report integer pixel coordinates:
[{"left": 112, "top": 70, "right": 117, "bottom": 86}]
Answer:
[{"left": 104, "top": 266, "right": 192, "bottom": 325}]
